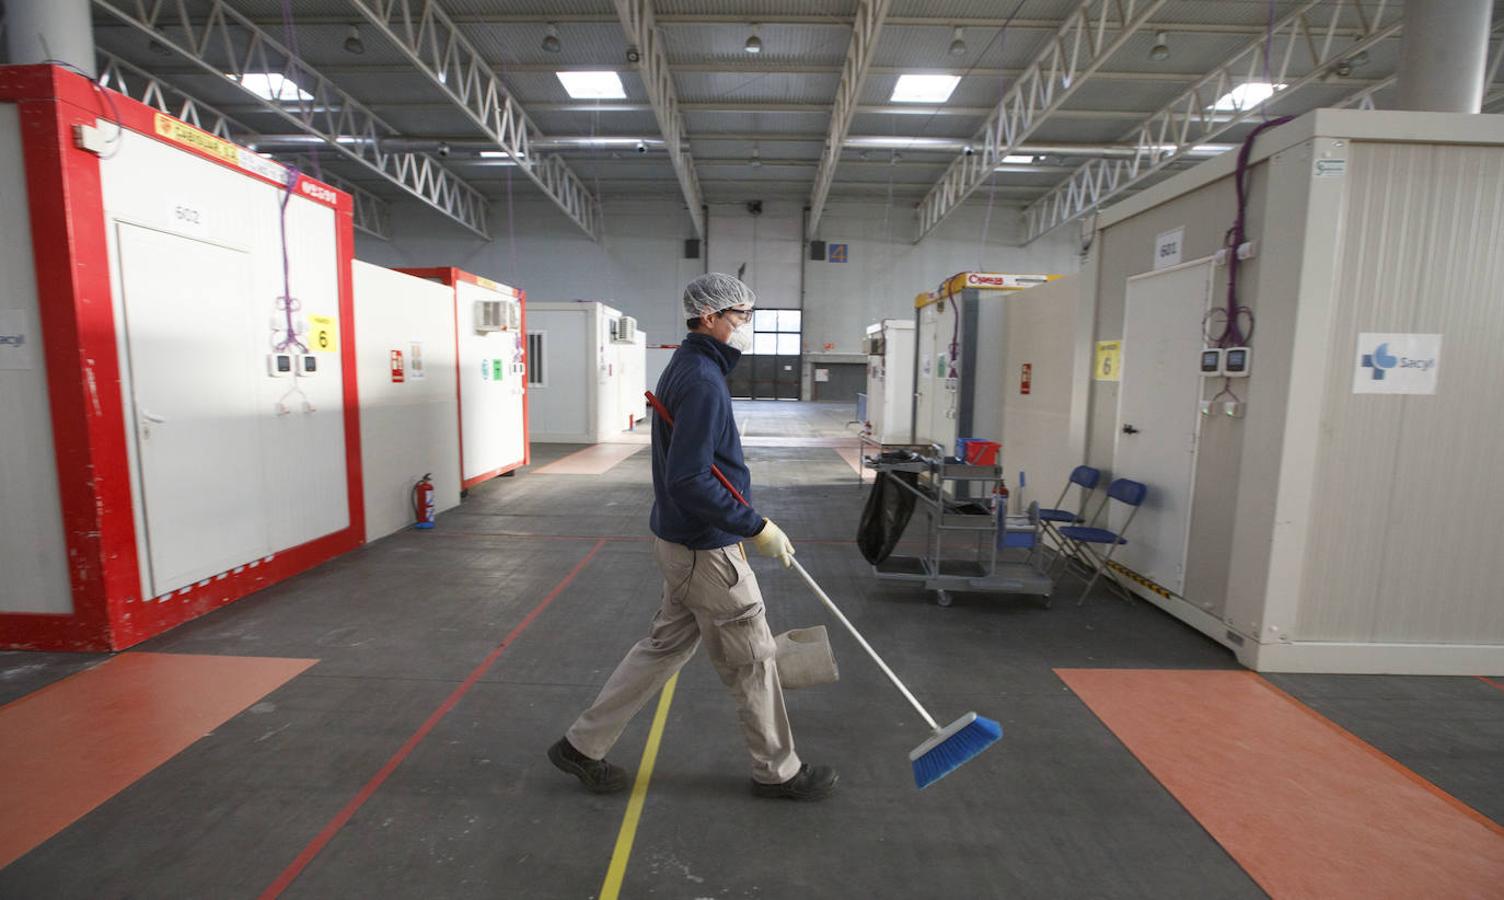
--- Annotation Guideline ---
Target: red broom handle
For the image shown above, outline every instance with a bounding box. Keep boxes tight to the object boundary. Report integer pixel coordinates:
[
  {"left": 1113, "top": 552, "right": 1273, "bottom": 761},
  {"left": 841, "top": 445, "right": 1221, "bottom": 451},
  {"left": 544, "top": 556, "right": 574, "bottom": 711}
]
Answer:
[{"left": 645, "top": 390, "right": 751, "bottom": 507}]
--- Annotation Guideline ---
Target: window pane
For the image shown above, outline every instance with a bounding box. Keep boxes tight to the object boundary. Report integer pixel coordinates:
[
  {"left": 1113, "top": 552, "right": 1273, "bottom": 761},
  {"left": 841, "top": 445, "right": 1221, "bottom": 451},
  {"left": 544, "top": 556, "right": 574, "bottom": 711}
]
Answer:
[
  {"left": 778, "top": 310, "right": 802, "bottom": 333},
  {"left": 754, "top": 309, "right": 779, "bottom": 332},
  {"left": 753, "top": 333, "right": 777, "bottom": 355},
  {"left": 777, "top": 333, "right": 801, "bottom": 355}
]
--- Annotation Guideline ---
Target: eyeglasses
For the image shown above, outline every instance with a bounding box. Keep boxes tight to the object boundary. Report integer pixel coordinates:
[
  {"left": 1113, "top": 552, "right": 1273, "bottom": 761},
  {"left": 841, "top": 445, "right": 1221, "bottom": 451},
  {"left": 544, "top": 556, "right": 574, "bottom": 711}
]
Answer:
[{"left": 718, "top": 307, "right": 753, "bottom": 323}]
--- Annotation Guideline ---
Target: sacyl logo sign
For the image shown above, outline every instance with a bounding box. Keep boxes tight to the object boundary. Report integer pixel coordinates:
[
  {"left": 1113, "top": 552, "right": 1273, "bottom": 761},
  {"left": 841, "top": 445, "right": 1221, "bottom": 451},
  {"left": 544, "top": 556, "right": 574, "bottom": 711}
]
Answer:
[
  {"left": 0, "top": 309, "right": 37, "bottom": 370},
  {"left": 1353, "top": 333, "right": 1442, "bottom": 395}
]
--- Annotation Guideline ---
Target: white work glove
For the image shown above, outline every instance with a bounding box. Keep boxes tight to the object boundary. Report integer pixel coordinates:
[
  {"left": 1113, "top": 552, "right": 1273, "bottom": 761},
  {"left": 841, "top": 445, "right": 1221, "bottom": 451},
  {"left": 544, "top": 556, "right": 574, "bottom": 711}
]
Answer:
[{"left": 750, "top": 518, "right": 795, "bottom": 568}]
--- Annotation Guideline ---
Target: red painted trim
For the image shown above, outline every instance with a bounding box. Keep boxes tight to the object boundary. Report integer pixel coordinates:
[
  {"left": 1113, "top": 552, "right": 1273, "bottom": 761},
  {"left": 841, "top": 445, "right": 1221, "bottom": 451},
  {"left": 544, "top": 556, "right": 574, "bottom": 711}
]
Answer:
[
  {"left": 334, "top": 205, "right": 366, "bottom": 545},
  {"left": 259, "top": 539, "right": 606, "bottom": 898},
  {"left": 8, "top": 66, "right": 138, "bottom": 649},
  {"left": 459, "top": 459, "right": 526, "bottom": 491},
  {"left": 519, "top": 289, "right": 531, "bottom": 467},
  {"left": 1477, "top": 676, "right": 1504, "bottom": 695},
  {"left": 0, "top": 65, "right": 362, "bottom": 652}
]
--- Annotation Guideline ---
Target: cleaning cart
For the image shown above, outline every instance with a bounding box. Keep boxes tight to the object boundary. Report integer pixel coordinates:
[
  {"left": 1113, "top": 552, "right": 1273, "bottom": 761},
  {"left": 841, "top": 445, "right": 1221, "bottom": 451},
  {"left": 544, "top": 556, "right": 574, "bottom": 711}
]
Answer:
[{"left": 867, "top": 445, "right": 1053, "bottom": 607}]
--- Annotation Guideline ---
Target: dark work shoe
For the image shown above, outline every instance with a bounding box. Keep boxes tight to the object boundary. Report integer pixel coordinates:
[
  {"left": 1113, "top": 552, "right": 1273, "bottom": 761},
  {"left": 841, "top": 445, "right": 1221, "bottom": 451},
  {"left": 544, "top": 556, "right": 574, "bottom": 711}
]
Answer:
[
  {"left": 751, "top": 764, "right": 839, "bottom": 801},
  {"left": 548, "top": 737, "right": 630, "bottom": 794}
]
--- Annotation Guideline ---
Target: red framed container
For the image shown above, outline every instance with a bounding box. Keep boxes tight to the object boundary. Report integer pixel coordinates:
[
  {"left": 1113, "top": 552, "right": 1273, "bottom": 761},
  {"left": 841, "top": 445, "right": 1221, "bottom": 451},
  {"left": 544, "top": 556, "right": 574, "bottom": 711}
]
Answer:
[{"left": 0, "top": 65, "right": 364, "bottom": 651}]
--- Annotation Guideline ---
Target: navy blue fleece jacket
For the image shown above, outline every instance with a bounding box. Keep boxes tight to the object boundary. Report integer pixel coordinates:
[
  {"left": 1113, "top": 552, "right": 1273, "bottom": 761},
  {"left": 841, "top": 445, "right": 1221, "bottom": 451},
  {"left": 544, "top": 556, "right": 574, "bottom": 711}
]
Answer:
[{"left": 649, "top": 332, "right": 765, "bottom": 549}]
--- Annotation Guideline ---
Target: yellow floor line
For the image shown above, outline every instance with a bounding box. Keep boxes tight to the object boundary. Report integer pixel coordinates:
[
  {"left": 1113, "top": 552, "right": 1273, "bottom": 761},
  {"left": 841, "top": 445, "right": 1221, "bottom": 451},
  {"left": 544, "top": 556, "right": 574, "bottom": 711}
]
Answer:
[{"left": 598, "top": 673, "right": 679, "bottom": 900}]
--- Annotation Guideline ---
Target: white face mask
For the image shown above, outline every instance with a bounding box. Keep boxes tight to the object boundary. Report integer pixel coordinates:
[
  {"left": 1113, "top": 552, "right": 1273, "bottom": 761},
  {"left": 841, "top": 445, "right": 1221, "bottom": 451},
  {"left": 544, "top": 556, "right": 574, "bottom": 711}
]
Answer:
[{"left": 727, "top": 322, "right": 754, "bottom": 352}]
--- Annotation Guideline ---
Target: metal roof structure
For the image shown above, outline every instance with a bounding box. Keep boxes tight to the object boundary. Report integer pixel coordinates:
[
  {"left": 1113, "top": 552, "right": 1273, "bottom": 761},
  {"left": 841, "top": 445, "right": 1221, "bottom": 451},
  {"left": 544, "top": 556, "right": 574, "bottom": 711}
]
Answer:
[{"left": 82, "top": 0, "right": 1504, "bottom": 243}]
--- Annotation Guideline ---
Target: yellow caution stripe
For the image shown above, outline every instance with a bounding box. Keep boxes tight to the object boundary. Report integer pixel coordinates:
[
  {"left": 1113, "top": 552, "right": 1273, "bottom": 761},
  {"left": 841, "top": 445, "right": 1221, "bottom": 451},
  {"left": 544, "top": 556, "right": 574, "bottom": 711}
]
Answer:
[{"left": 598, "top": 672, "right": 679, "bottom": 900}]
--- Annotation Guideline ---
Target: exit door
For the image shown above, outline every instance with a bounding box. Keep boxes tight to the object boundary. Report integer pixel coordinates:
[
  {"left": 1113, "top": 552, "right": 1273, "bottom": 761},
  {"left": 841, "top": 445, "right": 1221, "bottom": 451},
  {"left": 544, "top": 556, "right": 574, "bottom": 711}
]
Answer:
[
  {"left": 1111, "top": 259, "right": 1213, "bottom": 595},
  {"left": 117, "top": 223, "right": 270, "bottom": 596},
  {"left": 728, "top": 308, "right": 801, "bottom": 400}
]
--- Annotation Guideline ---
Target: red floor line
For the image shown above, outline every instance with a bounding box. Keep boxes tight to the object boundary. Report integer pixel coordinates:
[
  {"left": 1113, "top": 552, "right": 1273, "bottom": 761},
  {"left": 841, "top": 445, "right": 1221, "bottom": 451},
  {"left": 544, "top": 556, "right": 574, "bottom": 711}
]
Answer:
[
  {"left": 1477, "top": 675, "right": 1504, "bottom": 695},
  {"left": 258, "top": 539, "right": 607, "bottom": 900}
]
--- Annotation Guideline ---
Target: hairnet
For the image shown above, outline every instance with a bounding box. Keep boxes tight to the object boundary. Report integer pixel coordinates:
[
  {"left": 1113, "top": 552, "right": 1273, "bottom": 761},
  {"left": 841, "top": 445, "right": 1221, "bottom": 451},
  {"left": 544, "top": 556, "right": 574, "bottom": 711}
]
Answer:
[{"left": 682, "top": 273, "right": 756, "bottom": 319}]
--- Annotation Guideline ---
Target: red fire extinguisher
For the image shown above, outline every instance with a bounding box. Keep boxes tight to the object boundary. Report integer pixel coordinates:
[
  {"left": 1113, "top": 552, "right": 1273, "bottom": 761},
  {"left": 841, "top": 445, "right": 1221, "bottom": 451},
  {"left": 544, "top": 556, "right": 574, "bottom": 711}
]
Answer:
[{"left": 413, "top": 473, "right": 436, "bottom": 529}]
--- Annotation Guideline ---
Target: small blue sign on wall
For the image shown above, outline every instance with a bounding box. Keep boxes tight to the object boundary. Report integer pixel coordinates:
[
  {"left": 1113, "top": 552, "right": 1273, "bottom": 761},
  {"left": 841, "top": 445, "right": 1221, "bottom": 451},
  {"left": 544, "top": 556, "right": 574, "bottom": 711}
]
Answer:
[{"left": 828, "top": 243, "right": 848, "bottom": 263}]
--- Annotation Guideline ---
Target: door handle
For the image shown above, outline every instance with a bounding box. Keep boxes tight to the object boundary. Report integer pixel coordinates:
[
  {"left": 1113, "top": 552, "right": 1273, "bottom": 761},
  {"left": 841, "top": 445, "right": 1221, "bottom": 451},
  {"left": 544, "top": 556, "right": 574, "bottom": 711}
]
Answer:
[
  {"left": 1122, "top": 424, "right": 1139, "bottom": 435},
  {"left": 141, "top": 410, "right": 167, "bottom": 424}
]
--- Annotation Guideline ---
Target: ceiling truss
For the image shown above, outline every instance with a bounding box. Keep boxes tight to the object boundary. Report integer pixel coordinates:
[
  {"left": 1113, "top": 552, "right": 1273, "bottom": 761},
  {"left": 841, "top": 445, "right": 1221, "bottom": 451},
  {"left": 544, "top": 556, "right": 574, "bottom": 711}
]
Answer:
[
  {"left": 347, "top": 0, "right": 601, "bottom": 240},
  {"left": 808, "top": 0, "right": 891, "bottom": 238},
  {"left": 914, "top": 0, "right": 1169, "bottom": 241},
  {"left": 92, "top": 0, "right": 488, "bottom": 237},
  {"left": 612, "top": 0, "right": 704, "bottom": 239},
  {"left": 1021, "top": 0, "right": 1403, "bottom": 244},
  {"left": 95, "top": 49, "right": 392, "bottom": 240}
]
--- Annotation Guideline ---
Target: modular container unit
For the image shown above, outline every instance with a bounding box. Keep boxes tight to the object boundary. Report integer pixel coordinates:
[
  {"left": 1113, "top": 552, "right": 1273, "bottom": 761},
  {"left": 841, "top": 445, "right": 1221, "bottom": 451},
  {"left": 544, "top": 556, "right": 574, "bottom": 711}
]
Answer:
[
  {"left": 862, "top": 318, "right": 916, "bottom": 445},
  {"left": 0, "top": 65, "right": 363, "bottom": 652},
  {"left": 353, "top": 262, "right": 462, "bottom": 541},
  {"left": 1082, "top": 108, "right": 1504, "bottom": 674},
  {"left": 912, "top": 272, "right": 1061, "bottom": 455},
  {"left": 398, "top": 268, "right": 528, "bottom": 490},
  {"left": 994, "top": 274, "right": 1095, "bottom": 512},
  {"left": 526, "top": 301, "right": 647, "bottom": 443}
]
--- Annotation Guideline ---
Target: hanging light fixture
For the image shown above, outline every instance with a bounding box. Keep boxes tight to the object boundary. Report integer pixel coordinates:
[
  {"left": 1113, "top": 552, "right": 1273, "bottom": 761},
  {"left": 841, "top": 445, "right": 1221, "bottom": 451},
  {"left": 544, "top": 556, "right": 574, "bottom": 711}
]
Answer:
[
  {"left": 745, "top": 24, "right": 763, "bottom": 54},
  {"left": 949, "top": 26, "right": 966, "bottom": 57},
  {"left": 542, "top": 23, "right": 562, "bottom": 54},
  {"left": 343, "top": 26, "right": 365, "bottom": 55},
  {"left": 1149, "top": 31, "right": 1170, "bottom": 62}
]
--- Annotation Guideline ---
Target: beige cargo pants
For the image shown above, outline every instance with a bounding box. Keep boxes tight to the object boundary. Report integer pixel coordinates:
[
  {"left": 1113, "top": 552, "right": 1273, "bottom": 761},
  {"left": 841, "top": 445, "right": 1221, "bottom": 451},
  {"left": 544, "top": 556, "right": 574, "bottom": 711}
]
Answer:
[{"left": 566, "top": 537, "right": 802, "bottom": 785}]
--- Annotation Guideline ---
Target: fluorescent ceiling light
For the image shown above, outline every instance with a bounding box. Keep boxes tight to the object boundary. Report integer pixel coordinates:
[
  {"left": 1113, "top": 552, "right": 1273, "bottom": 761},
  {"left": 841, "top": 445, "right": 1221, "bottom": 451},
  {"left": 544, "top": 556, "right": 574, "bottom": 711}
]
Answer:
[
  {"left": 1210, "top": 82, "right": 1285, "bottom": 111},
  {"left": 229, "top": 72, "right": 312, "bottom": 102},
  {"left": 557, "top": 71, "right": 626, "bottom": 100},
  {"left": 1001, "top": 154, "right": 1034, "bottom": 164},
  {"left": 891, "top": 74, "right": 960, "bottom": 104}
]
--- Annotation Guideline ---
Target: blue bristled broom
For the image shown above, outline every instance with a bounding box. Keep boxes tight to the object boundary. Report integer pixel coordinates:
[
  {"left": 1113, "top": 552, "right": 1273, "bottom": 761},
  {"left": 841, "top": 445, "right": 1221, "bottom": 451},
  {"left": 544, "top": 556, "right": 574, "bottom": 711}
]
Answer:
[
  {"left": 645, "top": 389, "right": 1002, "bottom": 790},
  {"left": 787, "top": 559, "right": 1002, "bottom": 789}
]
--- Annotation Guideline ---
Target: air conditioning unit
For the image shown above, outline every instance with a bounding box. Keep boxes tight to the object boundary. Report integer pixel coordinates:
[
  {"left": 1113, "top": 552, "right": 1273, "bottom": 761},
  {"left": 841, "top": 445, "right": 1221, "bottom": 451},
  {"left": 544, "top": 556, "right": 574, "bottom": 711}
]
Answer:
[
  {"left": 612, "top": 315, "right": 637, "bottom": 343},
  {"left": 475, "top": 299, "right": 504, "bottom": 332}
]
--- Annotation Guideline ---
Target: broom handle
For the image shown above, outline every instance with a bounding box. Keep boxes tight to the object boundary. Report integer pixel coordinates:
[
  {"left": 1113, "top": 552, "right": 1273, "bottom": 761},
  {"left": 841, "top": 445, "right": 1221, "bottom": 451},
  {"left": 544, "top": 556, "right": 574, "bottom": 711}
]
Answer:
[
  {"left": 789, "top": 559, "right": 940, "bottom": 731},
  {"left": 645, "top": 390, "right": 941, "bottom": 732}
]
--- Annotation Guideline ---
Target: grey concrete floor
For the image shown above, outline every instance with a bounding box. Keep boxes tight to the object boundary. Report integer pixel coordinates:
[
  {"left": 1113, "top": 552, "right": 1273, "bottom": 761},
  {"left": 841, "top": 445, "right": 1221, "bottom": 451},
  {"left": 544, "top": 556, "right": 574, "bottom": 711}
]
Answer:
[{"left": 2, "top": 400, "right": 1501, "bottom": 899}]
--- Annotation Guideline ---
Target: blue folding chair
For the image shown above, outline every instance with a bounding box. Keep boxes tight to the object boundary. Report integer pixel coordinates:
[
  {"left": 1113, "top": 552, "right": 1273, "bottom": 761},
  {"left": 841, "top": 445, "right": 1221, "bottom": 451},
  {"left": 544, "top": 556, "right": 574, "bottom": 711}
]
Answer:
[
  {"left": 1039, "top": 465, "right": 1101, "bottom": 571},
  {"left": 1058, "top": 478, "right": 1148, "bottom": 605}
]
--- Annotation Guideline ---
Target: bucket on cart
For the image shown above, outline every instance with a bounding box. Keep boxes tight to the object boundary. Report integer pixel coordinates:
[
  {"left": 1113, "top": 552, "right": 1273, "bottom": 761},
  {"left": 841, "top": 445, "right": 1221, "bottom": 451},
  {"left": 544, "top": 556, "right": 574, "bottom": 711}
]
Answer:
[{"left": 955, "top": 438, "right": 1001, "bottom": 466}]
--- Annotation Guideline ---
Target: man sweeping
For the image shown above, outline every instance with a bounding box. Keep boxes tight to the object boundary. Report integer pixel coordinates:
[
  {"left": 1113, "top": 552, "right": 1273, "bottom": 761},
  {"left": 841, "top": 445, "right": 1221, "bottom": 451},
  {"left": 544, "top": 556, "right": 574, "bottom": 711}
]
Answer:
[{"left": 548, "top": 273, "right": 838, "bottom": 801}]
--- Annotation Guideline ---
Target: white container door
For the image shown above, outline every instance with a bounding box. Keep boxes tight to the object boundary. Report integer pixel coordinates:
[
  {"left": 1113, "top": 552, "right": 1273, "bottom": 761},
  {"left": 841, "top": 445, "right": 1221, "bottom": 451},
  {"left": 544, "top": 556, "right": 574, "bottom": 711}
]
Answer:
[
  {"left": 118, "top": 224, "right": 269, "bottom": 596},
  {"left": 1111, "top": 259, "right": 1212, "bottom": 595}
]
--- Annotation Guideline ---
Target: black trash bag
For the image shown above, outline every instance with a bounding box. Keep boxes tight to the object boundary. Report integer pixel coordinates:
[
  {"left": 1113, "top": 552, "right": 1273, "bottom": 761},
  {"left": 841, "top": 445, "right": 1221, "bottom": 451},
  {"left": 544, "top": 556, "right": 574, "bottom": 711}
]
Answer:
[{"left": 858, "top": 470, "right": 920, "bottom": 564}]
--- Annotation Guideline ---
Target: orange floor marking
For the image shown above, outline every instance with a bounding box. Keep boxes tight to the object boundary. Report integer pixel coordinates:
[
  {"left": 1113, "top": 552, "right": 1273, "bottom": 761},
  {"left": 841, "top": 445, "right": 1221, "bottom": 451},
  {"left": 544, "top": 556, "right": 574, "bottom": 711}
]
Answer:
[
  {"left": 532, "top": 443, "right": 645, "bottom": 475},
  {"left": 833, "top": 446, "right": 876, "bottom": 482},
  {"left": 1056, "top": 668, "right": 1504, "bottom": 899},
  {"left": 0, "top": 652, "right": 315, "bottom": 870}
]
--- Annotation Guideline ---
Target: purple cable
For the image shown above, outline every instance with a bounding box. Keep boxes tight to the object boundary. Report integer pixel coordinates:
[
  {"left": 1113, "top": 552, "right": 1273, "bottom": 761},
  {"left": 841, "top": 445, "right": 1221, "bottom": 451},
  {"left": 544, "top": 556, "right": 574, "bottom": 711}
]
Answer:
[
  {"left": 275, "top": 166, "right": 308, "bottom": 353},
  {"left": 1223, "top": 115, "right": 1294, "bottom": 347}
]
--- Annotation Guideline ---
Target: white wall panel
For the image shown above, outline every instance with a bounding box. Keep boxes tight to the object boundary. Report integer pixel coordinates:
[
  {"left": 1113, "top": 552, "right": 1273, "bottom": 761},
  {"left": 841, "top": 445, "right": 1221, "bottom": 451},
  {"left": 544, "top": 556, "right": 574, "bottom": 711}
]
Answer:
[
  {"left": 455, "top": 279, "right": 527, "bottom": 481},
  {"left": 0, "top": 106, "right": 74, "bottom": 615},
  {"left": 353, "top": 262, "right": 461, "bottom": 542}
]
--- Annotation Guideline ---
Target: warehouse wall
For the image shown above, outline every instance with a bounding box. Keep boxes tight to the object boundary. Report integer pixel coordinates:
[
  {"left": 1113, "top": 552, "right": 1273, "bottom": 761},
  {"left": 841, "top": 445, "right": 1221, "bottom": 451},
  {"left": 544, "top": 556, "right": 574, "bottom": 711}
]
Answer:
[{"left": 356, "top": 194, "right": 1082, "bottom": 359}]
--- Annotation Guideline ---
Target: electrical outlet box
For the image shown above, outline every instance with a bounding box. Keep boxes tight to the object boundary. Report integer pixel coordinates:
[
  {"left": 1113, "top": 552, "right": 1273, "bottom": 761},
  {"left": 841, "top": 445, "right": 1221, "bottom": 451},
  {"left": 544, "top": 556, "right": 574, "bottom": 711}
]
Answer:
[
  {"left": 1224, "top": 346, "right": 1252, "bottom": 377},
  {"left": 295, "top": 354, "right": 318, "bottom": 376},
  {"left": 1200, "top": 400, "right": 1215, "bottom": 416},
  {"left": 267, "top": 353, "right": 293, "bottom": 377},
  {"left": 1200, "top": 348, "right": 1224, "bottom": 376},
  {"left": 1224, "top": 400, "right": 1246, "bottom": 418}
]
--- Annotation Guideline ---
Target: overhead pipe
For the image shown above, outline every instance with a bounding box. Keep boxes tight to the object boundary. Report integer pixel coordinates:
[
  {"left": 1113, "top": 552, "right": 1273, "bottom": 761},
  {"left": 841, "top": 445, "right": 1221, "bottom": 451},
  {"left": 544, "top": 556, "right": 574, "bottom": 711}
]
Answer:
[
  {"left": 1394, "top": 0, "right": 1493, "bottom": 113},
  {"left": 246, "top": 133, "right": 1236, "bottom": 160}
]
